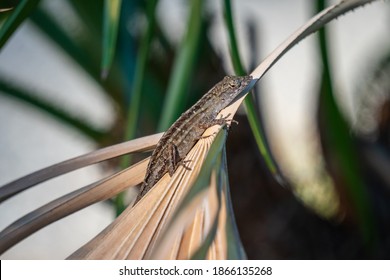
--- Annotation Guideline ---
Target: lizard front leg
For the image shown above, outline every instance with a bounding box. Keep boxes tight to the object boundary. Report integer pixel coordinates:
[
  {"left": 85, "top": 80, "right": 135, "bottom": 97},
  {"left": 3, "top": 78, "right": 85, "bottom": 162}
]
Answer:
[
  {"left": 199, "top": 113, "right": 238, "bottom": 129},
  {"left": 199, "top": 114, "right": 238, "bottom": 140}
]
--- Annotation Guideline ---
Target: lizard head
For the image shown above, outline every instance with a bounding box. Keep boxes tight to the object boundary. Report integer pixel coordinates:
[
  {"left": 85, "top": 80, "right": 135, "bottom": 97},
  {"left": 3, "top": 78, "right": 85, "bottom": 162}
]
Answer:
[{"left": 219, "top": 75, "right": 252, "bottom": 106}]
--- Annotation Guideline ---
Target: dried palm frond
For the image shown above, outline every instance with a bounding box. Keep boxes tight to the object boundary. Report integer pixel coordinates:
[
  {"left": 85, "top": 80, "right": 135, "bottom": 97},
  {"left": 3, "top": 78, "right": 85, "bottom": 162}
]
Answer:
[
  {"left": 0, "top": 158, "right": 148, "bottom": 254},
  {"left": 68, "top": 125, "right": 244, "bottom": 259},
  {"left": 0, "top": 133, "right": 162, "bottom": 202}
]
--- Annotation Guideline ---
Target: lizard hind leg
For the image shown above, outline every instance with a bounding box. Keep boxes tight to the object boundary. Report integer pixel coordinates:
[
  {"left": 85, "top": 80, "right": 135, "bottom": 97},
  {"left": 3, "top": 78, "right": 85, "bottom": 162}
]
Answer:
[{"left": 168, "top": 143, "right": 192, "bottom": 176}]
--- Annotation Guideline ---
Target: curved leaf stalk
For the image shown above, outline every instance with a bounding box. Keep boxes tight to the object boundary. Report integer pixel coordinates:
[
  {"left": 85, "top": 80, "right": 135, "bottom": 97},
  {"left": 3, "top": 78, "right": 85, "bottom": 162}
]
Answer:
[{"left": 223, "top": 0, "right": 286, "bottom": 184}]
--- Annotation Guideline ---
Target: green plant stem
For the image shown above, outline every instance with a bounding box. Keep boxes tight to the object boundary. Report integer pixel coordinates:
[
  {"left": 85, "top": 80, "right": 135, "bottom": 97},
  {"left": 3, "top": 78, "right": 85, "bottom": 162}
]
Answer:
[
  {"left": 115, "top": 0, "right": 158, "bottom": 215},
  {"left": 223, "top": 0, "right": 280, "bottom": 179},
  {"left": 101, "top": 0, "right": 122, "bottom": 78},
  {"left": 158, "top": 0, "right": 203, "bottom": 131},
  {"left": 316, "top": 0, "right": 375, "bottom": 246},
  {"left": 122, "top": 0, "right": 157, "bottom": 162},
  {"left": 30, "top": 8, "right": 123, "bottom": 106},
  {"left": 0, "top": 79, "right": 106, "bottom": 141},
  {"left": 0, "top": 0, "right": 40, "bottom": 49}
]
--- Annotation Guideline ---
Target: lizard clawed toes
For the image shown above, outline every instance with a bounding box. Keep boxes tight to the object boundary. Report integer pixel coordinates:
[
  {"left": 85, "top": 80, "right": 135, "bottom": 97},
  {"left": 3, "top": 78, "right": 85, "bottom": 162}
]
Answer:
[{"left": 180, "top": 159, "right": 192, "bottom": 171}]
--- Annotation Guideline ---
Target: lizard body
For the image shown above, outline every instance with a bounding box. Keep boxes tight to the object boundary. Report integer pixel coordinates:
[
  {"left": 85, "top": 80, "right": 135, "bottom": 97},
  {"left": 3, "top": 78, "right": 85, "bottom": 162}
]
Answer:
[{"left": 134, "top": 75, "right": 252, "bottom": 204}]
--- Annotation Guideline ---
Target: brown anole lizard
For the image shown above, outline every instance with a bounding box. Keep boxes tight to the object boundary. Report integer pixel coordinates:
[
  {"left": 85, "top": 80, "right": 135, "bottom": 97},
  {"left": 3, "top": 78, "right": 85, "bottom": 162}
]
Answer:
[{"left": 134, "top": 75, "right": 253, "bottom": 204}]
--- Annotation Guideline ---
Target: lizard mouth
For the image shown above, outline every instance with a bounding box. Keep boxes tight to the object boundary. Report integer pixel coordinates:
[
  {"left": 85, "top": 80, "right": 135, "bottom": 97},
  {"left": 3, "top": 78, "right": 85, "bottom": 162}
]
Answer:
[{"left": 229, "top": 77, "right": 257, "bottom": 105}]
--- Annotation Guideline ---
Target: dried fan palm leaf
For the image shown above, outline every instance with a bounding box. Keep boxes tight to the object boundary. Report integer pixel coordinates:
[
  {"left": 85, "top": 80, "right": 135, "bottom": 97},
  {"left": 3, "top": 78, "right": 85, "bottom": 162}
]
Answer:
[
  {"left": 0, "top": 133, "right": 162, "bottom": 202},
  {"left": 68, "top": 97, "right": 249, "bottom": 260},
  {"left": 150, "top": 131, "right": 227, "bottom": 260},
  {"left": 0, "top": 158, "right": 149, "bottom": 254},
  {"left": 68, "top": 124, "right": 227, "bottom": 259},
  {"left": 154, "top": 152, "right": 245, "bottom": 260},
  {"left": 153, "top": 132, "right": 246, "bottom": 259}
]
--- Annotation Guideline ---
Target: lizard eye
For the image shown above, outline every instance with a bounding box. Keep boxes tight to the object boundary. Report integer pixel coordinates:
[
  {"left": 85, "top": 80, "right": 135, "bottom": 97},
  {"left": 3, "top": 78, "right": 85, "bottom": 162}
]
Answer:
[{"left": 229, "top": 80, "right": 240, "bottom": 88}]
